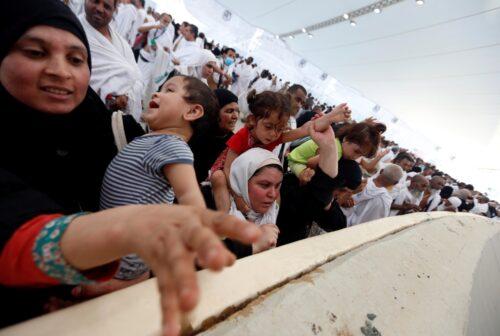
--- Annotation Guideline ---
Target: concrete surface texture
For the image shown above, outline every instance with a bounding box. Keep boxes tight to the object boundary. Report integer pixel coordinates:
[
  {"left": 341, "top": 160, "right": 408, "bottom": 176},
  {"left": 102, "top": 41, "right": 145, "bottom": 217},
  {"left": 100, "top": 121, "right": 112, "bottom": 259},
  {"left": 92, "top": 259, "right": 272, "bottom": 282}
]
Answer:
[
  {"left": 0, "top": 213, "right": 498, "bottom": 336},
  {"left": 200, "top": 215, "right": 500, "bottom": 336}
]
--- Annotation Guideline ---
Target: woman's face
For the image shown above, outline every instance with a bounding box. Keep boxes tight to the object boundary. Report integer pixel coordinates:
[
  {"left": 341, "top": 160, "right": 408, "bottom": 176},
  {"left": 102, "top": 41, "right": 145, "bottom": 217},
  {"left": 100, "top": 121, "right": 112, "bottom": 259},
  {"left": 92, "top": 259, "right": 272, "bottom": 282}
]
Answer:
[
  {"left": 0, "top": 25, "right": 90, "bottom": 114},
  {"left": 218, "top": 102, "right": 239, "bottom": 132},
  {"left": 201, "top": 61, "right": 215, "bottom": 78},
  {"left": 248, "top": 166, "right": 283, "bottom": 214}
]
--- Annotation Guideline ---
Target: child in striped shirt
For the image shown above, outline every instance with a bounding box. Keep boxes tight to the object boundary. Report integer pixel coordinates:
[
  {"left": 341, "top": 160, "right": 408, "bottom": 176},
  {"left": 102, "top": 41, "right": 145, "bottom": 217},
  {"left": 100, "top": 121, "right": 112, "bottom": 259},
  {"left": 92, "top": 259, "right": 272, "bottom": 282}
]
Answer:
[{"left": 100, "top": 75, "right": 219, "bottom": 280}]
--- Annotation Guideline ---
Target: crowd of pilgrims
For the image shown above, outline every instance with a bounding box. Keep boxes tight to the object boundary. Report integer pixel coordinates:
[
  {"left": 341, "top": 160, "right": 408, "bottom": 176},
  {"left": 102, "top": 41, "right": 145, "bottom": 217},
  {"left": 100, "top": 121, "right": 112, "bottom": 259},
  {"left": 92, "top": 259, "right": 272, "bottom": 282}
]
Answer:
[{"left": 0, "top": 0, "right": 498, "bottom": 334}]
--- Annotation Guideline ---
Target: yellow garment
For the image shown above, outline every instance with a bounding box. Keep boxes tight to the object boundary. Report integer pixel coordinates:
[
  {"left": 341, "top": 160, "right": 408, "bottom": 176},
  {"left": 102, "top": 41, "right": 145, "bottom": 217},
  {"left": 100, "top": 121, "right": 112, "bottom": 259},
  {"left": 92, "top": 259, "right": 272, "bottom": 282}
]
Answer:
[{"left": 287, "top": 138, "right": 342, "bottom": 177}]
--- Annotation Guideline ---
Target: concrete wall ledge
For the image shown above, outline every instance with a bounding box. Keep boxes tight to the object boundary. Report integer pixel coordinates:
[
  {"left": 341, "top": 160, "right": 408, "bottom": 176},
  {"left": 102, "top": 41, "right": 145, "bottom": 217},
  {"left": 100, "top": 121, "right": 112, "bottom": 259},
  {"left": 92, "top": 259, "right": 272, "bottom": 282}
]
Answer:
[{"left": 1, "top": 212, "right": 498, "bottom": 336}]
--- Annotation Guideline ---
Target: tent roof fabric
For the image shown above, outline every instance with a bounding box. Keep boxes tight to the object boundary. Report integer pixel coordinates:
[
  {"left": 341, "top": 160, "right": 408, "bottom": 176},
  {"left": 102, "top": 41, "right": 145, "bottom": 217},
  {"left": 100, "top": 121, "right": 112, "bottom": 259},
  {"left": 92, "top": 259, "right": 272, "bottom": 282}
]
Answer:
[{"left": 181, "top": 0, "right": 500, "bottom": 197}]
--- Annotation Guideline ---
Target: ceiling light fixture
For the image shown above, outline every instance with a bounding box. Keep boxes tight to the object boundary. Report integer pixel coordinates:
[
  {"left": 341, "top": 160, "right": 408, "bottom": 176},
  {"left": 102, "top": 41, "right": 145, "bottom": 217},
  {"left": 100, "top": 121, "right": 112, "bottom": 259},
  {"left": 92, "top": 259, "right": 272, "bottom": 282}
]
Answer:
[
  {"left": 415, "top": 0, "right": 424, "bottom": 6},
  {"left": 350, "top": 20, "right": 357, "bottom": 27},
  {"left": 307, "top": 33, "right": 313, "bottom": 39},
  {"left": 289, "top": 35, "right": 295, "bottom": 39},
  {"left": 281, "top": 0, "right": 406, "bottom": 38}
]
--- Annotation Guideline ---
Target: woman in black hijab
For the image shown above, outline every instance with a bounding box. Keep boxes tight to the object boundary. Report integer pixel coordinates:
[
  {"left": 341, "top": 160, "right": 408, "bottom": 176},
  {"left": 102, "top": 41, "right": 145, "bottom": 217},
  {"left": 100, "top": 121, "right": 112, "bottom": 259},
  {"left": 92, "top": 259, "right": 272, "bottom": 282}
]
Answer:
[
  {"left": 189, "top": 88, "right": 240, "bottom": 183},
  {"left": 0, "top": 1, "right": 259, "bottom": 332}
]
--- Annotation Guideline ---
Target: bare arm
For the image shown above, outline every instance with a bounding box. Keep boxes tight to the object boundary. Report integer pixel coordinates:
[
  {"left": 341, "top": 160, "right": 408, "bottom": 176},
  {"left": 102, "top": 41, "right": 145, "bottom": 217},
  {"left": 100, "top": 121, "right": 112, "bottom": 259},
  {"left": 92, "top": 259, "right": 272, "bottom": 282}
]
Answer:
[
  {"left": 223, "top": 149, "right": 239, "bottom": 186},
  {"left": 310, "top": 120, "right": 338, "bottom": 178},
  {"left": 306, "top": 154, "right": 320, "bottom": 169},
  {"left": 163, "top": 163, "right": 206, "bottom": 208},
  {"left": 281, "top": 103, "right": 351, "bottom": 143},
  {"left": 60, "top": 205, "right": 261, "bottom": 336},
  {"left": 360, "top": 149, "right": 389, "bottom": 174},
  {"left": 138, "top": 23, "right": 162, "bottom": 34}
]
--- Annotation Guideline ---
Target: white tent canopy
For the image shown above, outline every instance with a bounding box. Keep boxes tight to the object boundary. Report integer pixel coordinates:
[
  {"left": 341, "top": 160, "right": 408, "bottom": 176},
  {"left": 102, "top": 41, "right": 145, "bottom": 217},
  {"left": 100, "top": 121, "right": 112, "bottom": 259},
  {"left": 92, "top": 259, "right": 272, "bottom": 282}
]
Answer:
[{"left": 156, "top": 0, "right": 500, "bottom": 199}]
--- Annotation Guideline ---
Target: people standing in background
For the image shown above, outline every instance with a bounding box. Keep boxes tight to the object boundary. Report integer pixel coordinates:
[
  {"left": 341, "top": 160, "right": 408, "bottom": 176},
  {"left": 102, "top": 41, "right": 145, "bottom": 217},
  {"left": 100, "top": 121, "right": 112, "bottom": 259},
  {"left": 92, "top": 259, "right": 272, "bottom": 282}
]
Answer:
[
  {"left": 231, "top": 57, "right": 254, "bottom": 97},
  {"left": 136, "top": 13, "right": 173, "bottom": 91},
  {"left": 196, "top": 32, "right": 206, "bottom": 49},
  {"left": 114, "top": 0, "right": 137, "bottom": 46},
  {"left": 80, "top": 0, "right": 144, "bottom": 121}
]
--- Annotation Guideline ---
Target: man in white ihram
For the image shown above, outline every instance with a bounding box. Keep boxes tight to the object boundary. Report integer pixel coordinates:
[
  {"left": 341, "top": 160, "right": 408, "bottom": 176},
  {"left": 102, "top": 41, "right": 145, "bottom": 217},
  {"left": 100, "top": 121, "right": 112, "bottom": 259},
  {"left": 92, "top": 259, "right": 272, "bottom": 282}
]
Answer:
[
  {"left": 345, "top": 164, "right": 403, "bottom": 227},
  {"left": 422, "top": 175, "right": 446, "bottom": 212},
  {"left": 114, "top": 0, "right": 137, "bottom": 46},
  {"left": 79, "top": 0, "right": 144, "bottom": 121},
  {"left": 390, "top": 174, "right": 429, "bottom": 216}
]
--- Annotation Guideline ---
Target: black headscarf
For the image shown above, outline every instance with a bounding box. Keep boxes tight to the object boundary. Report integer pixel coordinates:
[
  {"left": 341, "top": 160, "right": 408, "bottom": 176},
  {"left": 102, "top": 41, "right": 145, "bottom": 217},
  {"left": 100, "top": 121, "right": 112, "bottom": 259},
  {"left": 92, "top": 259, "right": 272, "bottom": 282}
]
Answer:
[
  {"left": 0, "top": 0, "right": 91, "bottom": 69},
  {"left": 0, "top": 0, "right": 118, "bottom": 247},
  {"left": 214, "top": 88, "right": 238, "bottom": 109}
]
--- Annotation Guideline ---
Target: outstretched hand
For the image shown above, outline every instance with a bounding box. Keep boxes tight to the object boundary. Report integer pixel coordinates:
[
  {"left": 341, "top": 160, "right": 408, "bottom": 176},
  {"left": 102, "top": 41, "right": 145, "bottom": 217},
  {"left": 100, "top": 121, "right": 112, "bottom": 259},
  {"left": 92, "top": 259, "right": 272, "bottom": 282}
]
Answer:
[
  {"left": 330, "top": 103, "right": 352, "bottom": 123},
  {"left": 309, "top": 119, "right": 335, "bottom": 150},
  {"left": 252, "top": 224, "right": 280, "bottom": 254},
  {"left": 124, "top": 206, "right": 261, "bottom": 336}
]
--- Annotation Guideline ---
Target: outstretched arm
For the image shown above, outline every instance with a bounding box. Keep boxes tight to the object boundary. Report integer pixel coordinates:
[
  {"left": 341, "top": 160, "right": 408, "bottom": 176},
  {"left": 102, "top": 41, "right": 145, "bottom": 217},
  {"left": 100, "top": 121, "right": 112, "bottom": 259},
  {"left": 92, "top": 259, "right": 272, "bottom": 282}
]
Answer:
[
  {"left": 310, "top": 120, "right": 338, "bottom": 178},
  {"left": 281, "top": 103, "right": 351, "bottom": 143},
  {"left": 164, "top": 163, "right": 206, "bottom": 208},
  {"left": 61, "top": 205, "right": 261, "bottom": 336}
]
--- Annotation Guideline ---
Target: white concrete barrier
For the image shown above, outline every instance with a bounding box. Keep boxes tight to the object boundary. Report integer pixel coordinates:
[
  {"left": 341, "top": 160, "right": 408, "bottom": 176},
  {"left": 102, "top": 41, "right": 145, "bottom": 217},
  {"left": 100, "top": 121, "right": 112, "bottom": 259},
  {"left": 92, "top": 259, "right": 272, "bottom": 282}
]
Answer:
[{"left": 1, "top": 212, "right": 498, "bottom": 336}]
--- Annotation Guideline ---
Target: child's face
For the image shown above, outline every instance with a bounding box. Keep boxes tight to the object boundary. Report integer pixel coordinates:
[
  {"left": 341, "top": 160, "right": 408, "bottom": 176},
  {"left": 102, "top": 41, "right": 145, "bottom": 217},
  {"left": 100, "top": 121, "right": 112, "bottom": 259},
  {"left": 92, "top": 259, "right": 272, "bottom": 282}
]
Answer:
[
  {"left": 251, "top": 112, "right": 287, "bottom": 145},
  {"left": 143, "top": 77, "right": 190, "bottom": 131},
  {"left": 342, "top": 140, "right": 367, "bottom": 160}
]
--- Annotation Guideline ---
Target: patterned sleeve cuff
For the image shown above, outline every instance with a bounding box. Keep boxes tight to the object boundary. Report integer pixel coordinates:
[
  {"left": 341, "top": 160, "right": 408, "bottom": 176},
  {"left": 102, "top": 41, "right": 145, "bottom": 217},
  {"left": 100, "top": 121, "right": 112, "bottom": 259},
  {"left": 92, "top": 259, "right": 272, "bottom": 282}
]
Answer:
[{"left": 32, "top": 213, "right": 96, "bottom": 285}]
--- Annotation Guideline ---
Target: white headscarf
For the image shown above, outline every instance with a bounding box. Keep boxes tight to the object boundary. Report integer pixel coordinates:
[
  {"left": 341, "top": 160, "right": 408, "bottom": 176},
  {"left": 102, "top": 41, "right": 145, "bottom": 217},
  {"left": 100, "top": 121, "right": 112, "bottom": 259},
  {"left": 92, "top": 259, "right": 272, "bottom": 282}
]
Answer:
[
  {"left": 182, "top": 49, "right": 217, "bottom": 80},
  {"left": 229, "top": 148, "right": 282, "bottom": 226}
]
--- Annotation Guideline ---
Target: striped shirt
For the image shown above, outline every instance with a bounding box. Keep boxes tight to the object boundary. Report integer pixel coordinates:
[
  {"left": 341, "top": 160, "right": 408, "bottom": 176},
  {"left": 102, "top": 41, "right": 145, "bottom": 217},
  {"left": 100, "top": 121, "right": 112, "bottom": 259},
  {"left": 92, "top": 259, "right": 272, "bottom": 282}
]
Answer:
[{"left": 100, "top": 134, "right": 193, "bottom": 209}]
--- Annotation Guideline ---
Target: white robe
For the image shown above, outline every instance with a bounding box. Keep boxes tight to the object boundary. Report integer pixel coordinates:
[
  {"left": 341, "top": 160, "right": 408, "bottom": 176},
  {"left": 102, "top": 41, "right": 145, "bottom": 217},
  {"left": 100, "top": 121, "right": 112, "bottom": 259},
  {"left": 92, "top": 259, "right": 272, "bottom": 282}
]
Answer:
[
  {"left": 64, "top": 0, "right": 83, "bottom": 15},
  {"left": 137, "top": 22, "right": 173, "bottom": 95},
  {"left": 171, "top": 35, "right": 186, "bottom": 52},
  {"left": 389, "top": 186, "right": 423, "bottom": 216},
  {"left": 425, "top": 189, "right": 441, "bottom": 212},
  {"left": 129, "top": 8, "right": 147, "bottom": 47},
  {"left": 345, "top": 178, "right": 393, "bottom": 227},
  {"left": 171, "top": 40, "right": 203, "bottom": 68},
  {"left": 232, "top": 63, "right": 254, "bottom": 97},
  {"left": 195, "top": 37, "right": 205, "bottom": 49},
  {"left": 114, "top": 3, "right": 137, "bottom": 46},
  {"left": 79, "top": 15, "right": 144, "bottom": 122},
  {"left": 251, "top": 77, "right": 272, "bottom": 93}
]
